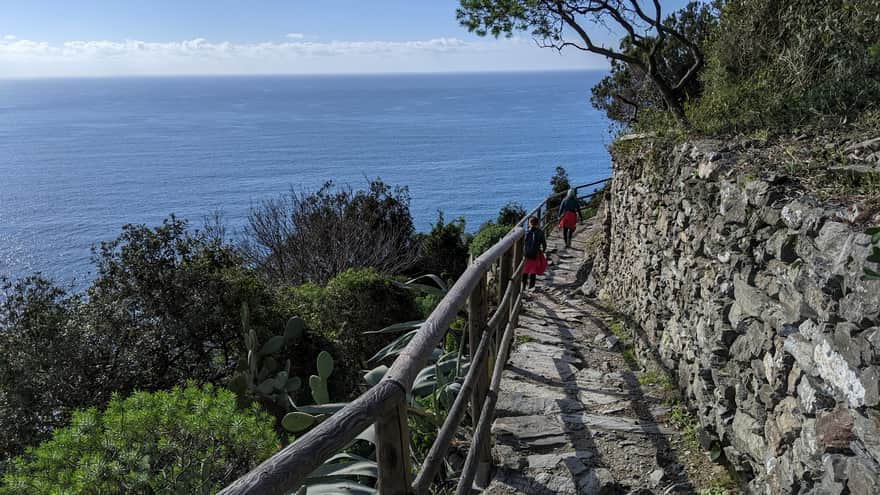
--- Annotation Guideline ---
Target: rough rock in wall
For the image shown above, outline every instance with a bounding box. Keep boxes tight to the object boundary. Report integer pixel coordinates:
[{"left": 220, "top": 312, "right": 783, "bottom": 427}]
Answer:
[{"left": 584, "top": 137, "right": 880, "bottom": 494}]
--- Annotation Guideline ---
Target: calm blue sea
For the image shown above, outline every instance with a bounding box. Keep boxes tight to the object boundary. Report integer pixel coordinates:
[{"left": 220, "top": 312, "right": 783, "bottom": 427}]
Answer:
[{"left": 0, "top": 71, "right": 611, "bottom": 287}]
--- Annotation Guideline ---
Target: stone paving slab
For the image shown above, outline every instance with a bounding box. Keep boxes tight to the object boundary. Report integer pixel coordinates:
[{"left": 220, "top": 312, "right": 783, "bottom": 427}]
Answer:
[{"left": 486, "top": 223, "right": 692, "bottom": 494}]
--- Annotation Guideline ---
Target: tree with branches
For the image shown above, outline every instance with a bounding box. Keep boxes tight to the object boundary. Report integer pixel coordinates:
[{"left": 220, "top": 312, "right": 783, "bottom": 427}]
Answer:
[
  {"left": 457, "top": 0, "right": 713, "bottom": 126},
  {"left": 243, "top": 180, "right": 420, "bottom": 285}
]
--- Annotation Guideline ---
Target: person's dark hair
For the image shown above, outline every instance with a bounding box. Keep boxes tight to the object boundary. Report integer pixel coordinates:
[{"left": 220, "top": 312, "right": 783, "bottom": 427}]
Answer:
[{"left": 528, "top": 216, "right": 539, "bottom": 227}]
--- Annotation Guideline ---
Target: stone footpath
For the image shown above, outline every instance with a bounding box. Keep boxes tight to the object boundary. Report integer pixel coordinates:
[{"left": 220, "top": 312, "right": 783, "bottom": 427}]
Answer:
[{"left": 485, "top": 223, "right": 697, "bottom": 495}]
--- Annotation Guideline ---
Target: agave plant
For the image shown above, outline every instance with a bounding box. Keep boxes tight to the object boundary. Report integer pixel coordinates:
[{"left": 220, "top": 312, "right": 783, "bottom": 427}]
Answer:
[
  {"left": 392, "top": 274, "right": 449, "bottom": 296},
  {"left": 263, "top": 271, "right": 469, "bottom": 494}
]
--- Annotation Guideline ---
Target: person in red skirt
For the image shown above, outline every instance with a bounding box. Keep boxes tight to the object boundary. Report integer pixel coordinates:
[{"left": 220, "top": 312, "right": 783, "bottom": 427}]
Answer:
[
  {"left": 557, "top": 189, "right": 583, "bottom": 248},
  {"left": 522, "top": 216, "right": 547, "bottom": 290}
]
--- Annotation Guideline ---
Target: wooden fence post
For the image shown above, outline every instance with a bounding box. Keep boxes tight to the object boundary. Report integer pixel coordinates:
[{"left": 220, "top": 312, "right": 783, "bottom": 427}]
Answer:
[
  {"left": 496, "top": 247, "right": 513, "bottom": 354},
  {"left": 511, "top": 238, "right": 523, "bottom": 327},
  {"left": 376, "top": 397, "right": 412, "bottom": 495},
  {"left": 467, "top": 273, "right": 491, "bottom": 472}
]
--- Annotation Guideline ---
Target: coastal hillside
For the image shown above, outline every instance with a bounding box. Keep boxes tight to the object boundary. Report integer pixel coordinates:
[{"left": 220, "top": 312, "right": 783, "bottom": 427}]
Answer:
[{"left": 2, "top": 1, "right": 878, "bottom": 494}]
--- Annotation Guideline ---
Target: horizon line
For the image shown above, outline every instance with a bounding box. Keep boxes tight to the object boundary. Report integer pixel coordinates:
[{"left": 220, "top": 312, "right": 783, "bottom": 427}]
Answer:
[{"left": 0, "top": 67, "right": 607, "bottom": 82}]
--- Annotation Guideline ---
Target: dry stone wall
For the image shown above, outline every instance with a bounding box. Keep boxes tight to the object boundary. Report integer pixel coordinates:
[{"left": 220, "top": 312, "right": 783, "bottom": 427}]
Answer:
[{"left": 584, "top": 138, "right": 880, "bottom": 494}]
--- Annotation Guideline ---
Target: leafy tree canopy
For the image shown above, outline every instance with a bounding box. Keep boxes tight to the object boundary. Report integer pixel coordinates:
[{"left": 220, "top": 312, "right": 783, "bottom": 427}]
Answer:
[{"left": 1, "top": 384, "right": 278, "bottom": 495}]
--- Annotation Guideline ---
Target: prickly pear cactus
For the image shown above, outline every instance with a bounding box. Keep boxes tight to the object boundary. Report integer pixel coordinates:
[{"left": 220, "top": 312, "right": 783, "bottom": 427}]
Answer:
[
  {"left": 232, "top": 304, "right": 340, "bottom": 435},
  {"left": 309, "top": 351, "right": 334, "bottom": 405},
  {"left": 229, "top": 304, "right": 307, "bottom": 410}
]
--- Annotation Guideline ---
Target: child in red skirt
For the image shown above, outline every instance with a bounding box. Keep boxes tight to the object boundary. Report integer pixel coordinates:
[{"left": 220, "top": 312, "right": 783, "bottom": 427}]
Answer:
[
  {"left": 557, "top": 189, "right": 583, "bottom": 248},
  {"left": 522, "top": 216, "right": 547, "bottom": 290}
]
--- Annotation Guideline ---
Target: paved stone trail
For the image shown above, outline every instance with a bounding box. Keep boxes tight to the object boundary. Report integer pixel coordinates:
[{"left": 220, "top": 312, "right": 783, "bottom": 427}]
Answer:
[{"left": 485, "top": 222, "right": 696, "bottom": 495}]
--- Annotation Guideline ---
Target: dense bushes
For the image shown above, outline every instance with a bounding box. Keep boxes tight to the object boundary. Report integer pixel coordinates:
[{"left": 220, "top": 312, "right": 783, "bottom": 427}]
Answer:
[
  {"left": 688, "top": 0, "right": 880, "bottom": 133},
  {"left": 0, "top": 173, "right": 569, "bottom": 486},
  {"left": 469, "top": 223, "right": 511, "bottom": 257},
  {"left": 496, "top": 202, "right": 526, "bottom": 226},
  {"left": 413, "top": 212, "right": 469, "bottom": 281},
  {"left": 276, "top": 268, "right": 421, "bottom": 391},
  {"left": 244, "top": 180, "right": 419, "bottom": 285},
  {"left": 88, "top": 216, "right": 283, "bottom": 387},
  {"left": 0, "top": 277, "right": 93, "bottom": 459},
  {"left": 0, "top": 385, "right": 277, "bottom": 495},
  {"left": 0, "top": 218, "right": 283, "bottom": 462}
]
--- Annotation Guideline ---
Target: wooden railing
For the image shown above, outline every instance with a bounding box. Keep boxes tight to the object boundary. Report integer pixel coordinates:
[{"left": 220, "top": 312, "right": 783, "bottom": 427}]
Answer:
[{"left": 219, "top": 178, "right": 609, "bottom": 495}]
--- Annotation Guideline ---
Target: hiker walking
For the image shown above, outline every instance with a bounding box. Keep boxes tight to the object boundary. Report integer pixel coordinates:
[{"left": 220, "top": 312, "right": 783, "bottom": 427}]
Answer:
[
  {"left": 522, "top": 216, "right": 547, "bottom": 290},
  {"left": 557, "top": 189, "right": 582, "bottom": 248}
]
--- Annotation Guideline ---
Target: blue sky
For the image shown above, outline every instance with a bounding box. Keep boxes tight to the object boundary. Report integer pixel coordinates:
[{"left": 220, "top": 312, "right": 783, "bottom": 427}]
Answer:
[{"left": 0, "top": 0, "right": 692, "bottom": 77}]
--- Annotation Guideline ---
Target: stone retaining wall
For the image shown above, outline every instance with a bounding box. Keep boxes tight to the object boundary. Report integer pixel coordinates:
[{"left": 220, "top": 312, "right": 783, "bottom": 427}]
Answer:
[{"left": 584, "top": 138, "right": 880, "bottom": 494}]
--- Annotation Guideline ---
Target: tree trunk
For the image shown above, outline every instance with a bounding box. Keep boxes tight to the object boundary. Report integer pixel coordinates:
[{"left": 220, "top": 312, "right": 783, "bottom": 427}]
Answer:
[{"left": 647, "top": 71, "right": 687, "bottom": 127}]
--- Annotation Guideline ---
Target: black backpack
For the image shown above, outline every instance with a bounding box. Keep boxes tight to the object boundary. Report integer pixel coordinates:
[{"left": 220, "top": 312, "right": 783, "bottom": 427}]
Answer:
[{"left": 524, "top": 229, "right": 541, "bottom": 259}]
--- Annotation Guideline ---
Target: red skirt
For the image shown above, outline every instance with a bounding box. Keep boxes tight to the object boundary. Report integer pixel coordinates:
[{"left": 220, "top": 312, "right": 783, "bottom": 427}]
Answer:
[
  {"left": 523, "top": 252, "right": 547, "bottom": 275},
  {"left": 558, "top": 210, "right": 577, "bottom": 230}
]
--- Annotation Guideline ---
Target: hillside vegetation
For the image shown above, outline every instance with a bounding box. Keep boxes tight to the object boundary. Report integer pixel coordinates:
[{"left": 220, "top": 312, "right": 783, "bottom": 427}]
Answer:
[
  {"left": 0, "top": 168, "right": 594, "bottom": 492},
  {"left": 460, "top": 0, "right": 880, "bottom": 135}
]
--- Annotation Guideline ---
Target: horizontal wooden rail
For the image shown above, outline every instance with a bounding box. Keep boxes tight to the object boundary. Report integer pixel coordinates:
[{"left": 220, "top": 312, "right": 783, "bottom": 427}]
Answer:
[
  {"left": 221, "top": 177, "right": 609, "bottom": 495},
  {"left": 218, "top": 380, "right": 405, "bottom": 495},
  {"left": 382, "top": 228, "right": 524, "bottom": 392}
]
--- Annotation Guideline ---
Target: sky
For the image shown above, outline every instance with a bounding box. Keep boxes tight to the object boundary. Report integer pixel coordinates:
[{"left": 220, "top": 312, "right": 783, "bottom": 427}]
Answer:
[{"left": 0, "top": 0, "right": 692, "bottom": 78}]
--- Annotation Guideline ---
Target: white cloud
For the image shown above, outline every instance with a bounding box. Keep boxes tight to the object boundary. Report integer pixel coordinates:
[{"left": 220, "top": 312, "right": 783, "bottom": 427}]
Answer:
[
  {"left": 3, "top": 34, "right": 16, "bottom": 41},
  {"left": 285, "top": 33, "right": 305, "bottom": 39},
  {"left": 0, "top": 35, "right": 605, "bottom": 77}
]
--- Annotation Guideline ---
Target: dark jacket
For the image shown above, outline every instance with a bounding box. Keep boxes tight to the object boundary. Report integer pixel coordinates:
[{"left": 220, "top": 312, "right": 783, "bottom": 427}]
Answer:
[
  {"left": 524, "top": 227, "right": 546, "bottom": 259},
  {"left": 558, "top": 197, "right": 583, "bottom": 219}
]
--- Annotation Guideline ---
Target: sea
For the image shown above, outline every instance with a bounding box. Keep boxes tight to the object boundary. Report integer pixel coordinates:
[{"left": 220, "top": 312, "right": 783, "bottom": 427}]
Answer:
[{"left": 0, "top": 70, "right": 612, "bottom": 288}]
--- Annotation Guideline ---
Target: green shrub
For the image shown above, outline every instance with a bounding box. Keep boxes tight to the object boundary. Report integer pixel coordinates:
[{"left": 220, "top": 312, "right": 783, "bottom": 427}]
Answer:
[
  {"left": 412, "top": 211, "right": 469, "bottom": 281},
  {"left": 323, "top": 268, "right": 419, "bottom": 357},
  {"left": 0, "top": 384, "right": 278, "bottom": 495},
  {"left": 415, "top": 293, "right": 443, "bottom": 319},
  {"left": 496, "top": 202, "right": 526, "bottom": 226},
  {"left": 276, "top": 268, "right": 421, "bottom": 395},
  {"left": 0, "top": 218, "right": 284, "bottom": 462},
  {"left": 469, "top": 223, "right": 511, "bottom": 258},
  {"left": 0, "top": 276, "right": 93, "bottom": 460},
  {"left": 546, "top": 166, "right": 571, "bottom": 218},
  {"left": 87, "top": 216, "right": 283, "bottom": 387},
  {"left": 689, "top": 0, "right": 880, "bottom": 133},
  {"left": 580, "top": 185, "right": 607, "bottom": 220}
]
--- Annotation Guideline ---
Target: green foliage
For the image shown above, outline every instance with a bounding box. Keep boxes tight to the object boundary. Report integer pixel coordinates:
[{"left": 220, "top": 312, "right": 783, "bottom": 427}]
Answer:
[
  {"left": 413, "top": 211, "right": 469, "bottom": 281},
  {"left": 549, "top": 166, "right": 570, "bottom": 196},
  {"left": 0, "top": 216, "right": 294, "bottom": 463},
  {"left": 309, "top": 351, "right": 334, "bottom": 405},
  {"left": 415, "top": 293, "right": 443, "bottom": 319},
  {"left": 591, "top": 1, "right": 721, "bottom": 128},
  {"left": 496, "top": 201, "right": 526, "bottom": 226},
  {"left": 229, "top": 312, "right": 306, "bottom": 415},
  {"left": 87, "top": 215, "right": 282, "bottom": 387},
  {"left": 244, "top": 180, "right": 419, "bottom": 285},
  {"left": 0, "top": 276, "right": 92, "bottom": 460},
  {"left": 276, "top": 268, "right": 421, "bottom": 392},
  {"left": 468, "top": 223, "right": 511, "bottom": 257},
  {"left": 689, "top": 0, "right": 880, "bottom": 133},
  {"left": 0, "top": 384, "right": 278, "bottom": 495}
]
